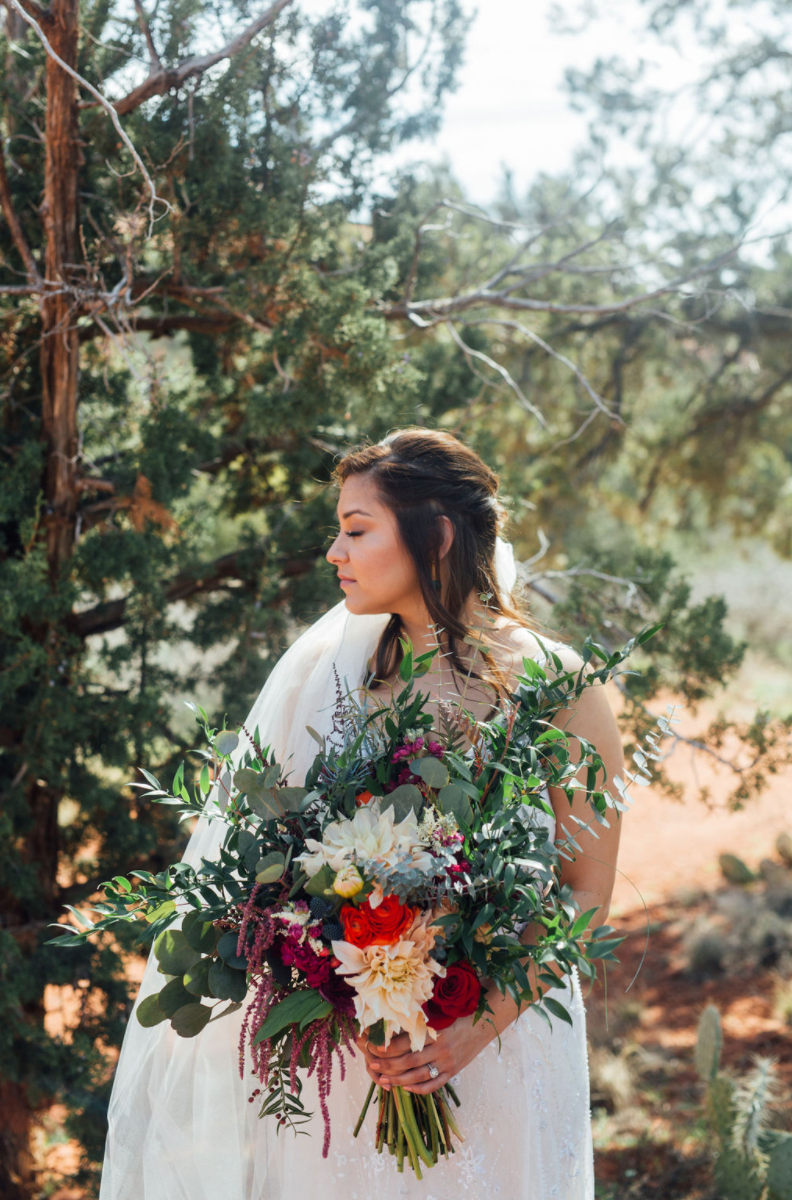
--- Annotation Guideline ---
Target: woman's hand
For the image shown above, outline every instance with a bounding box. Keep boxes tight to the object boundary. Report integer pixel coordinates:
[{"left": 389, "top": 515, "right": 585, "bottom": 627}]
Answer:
[{"left": 356, "top": 1014, "right": 496, "bottom": 1095}]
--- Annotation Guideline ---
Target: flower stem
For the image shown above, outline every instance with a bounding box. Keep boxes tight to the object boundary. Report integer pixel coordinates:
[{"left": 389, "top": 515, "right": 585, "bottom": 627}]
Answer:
[
  {"left": 440, "top": 1091, "right": 465, "bottom": 1142},
  {"left": 353, "top": 1081, "right": 376, "bottom": 1138},
  {"left": 399, "top": 1089, "right": 435, "bottom": 1169}
]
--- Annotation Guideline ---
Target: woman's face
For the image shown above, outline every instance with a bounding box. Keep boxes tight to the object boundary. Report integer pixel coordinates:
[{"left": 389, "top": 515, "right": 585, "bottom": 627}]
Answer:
[{"left": 326, "top": 473, "right": 421, "bottom": 616}]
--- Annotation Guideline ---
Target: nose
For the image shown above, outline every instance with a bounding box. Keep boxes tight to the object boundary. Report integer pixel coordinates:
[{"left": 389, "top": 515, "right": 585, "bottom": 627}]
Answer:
[{"left": 326, "top": 532, "right": 347, "bottom": 565}]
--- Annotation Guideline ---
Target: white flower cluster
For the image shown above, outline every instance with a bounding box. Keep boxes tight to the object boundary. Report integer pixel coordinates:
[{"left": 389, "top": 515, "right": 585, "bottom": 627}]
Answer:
[{"left": 417, "top": 809, "right": 460, "bottom": 853}]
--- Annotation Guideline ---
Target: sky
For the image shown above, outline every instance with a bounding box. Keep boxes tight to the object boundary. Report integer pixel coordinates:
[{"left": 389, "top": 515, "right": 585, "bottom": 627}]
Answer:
[{"left": 375, "top": 0, "right": 703, "bottom": 206}]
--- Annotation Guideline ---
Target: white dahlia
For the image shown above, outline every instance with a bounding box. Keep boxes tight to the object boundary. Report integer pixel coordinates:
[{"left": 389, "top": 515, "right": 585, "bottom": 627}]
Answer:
[
  {"left": 295, "top": 799, "right": 434, "bottom": 881},
  {"left": 331, "top": 933, "right": 445, "bottom": 1052}
]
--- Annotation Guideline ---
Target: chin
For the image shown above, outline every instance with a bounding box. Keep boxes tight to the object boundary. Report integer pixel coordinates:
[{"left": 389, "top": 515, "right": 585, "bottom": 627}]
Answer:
[{"left": 343, "top": 593, "right": 390, "bottom": 617}]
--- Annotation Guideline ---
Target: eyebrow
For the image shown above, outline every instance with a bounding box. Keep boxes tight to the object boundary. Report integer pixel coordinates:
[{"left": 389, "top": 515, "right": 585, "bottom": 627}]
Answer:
[{"left": 340, "top": 509, "right": 372, "bottom": 519}]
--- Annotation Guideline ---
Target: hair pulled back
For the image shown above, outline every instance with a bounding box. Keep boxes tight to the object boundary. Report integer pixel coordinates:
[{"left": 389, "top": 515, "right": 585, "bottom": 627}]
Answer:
[{"left": 333, "top": 427, "right": 538, "bottom": 692}]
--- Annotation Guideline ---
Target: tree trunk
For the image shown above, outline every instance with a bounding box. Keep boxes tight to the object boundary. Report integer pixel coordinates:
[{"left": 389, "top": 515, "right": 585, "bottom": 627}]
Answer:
[
  {"left": 40, "top": 0, "right": 81, "bottom": 581},
  {"left": 0, "top": 3, "right": 81, "bottom": 1196}
]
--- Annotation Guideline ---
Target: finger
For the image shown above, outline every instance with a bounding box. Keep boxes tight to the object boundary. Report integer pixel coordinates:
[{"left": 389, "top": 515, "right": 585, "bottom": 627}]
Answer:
[
  {"left": 368, "top": 1034, "right": 411, "bottom": 1058},
  {"left": 368, "top": 1049, "right": 431, "bottom": 1076},
  {"left": 379, "top": 1063, "right": 446, "bottom": 1090},
  {"left": 403, "top": 1074, "right": 447, "bottom": 1095}
]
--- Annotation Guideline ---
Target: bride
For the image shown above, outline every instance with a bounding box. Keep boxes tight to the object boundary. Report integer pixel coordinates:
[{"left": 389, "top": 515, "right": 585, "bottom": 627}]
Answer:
[{"left": 100, "top": 427, "right": 624, "bottom": 1200}]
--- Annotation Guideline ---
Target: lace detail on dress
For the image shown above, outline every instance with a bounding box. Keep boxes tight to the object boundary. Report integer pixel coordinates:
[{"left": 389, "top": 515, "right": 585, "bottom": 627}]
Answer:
[{"left": 278, "top": 963, "right": 594, "bottom": 1200}]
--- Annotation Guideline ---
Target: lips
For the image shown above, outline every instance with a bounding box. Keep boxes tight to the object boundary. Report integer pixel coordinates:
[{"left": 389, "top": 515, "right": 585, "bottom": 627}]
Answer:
[{"left": 338, "top": 576, "right": 356, "bottom": 585}]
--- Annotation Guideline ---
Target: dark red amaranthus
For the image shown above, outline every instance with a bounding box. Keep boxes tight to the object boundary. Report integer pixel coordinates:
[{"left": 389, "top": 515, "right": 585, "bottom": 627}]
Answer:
[{"left": 233, "top": 883, "right": 358, "bottom": 1156}]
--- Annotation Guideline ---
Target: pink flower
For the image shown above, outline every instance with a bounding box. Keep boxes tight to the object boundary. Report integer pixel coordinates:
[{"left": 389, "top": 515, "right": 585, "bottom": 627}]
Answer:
[{"left": 281, "top": 938, "right": 331, "bottom": 987}]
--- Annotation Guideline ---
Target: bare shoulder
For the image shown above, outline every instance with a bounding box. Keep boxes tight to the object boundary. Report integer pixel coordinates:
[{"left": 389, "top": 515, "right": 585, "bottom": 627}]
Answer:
[{"left": 487, "top": 617, "right": 584, "bottom": 685}]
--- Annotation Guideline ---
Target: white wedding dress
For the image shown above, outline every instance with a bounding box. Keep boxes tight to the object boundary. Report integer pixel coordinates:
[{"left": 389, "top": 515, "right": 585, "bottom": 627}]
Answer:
[{"left": 100, "top": 548, "right": 595, "bottom": 1200}]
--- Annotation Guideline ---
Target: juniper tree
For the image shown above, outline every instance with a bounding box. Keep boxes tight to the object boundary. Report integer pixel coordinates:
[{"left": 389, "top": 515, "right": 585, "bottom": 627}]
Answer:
[{"left": 1, "top": 0, "right": 789, "bottom": 1195}]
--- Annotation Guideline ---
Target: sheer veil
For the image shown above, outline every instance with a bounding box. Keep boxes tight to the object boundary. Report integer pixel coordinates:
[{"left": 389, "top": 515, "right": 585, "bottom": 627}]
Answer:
[{"left": 98, "top": 538, "right": 519, "bottom": 1200}]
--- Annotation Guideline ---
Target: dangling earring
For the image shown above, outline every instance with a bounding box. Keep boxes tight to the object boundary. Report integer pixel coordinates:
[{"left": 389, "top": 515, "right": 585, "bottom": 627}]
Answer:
[{"left": 431, "top": 560, "right": 442, "bottom": 594}]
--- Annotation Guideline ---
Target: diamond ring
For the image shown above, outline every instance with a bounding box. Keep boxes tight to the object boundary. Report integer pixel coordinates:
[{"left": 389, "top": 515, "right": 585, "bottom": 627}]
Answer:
[{"left": 428, "top": 1062, "right": 440, "bottom": 1080}]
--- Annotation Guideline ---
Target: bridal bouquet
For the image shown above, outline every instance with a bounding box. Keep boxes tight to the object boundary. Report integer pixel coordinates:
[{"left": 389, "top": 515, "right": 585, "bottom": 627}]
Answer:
[{"left": 51, "top": 625, "right": 666, "bottom": 1178}]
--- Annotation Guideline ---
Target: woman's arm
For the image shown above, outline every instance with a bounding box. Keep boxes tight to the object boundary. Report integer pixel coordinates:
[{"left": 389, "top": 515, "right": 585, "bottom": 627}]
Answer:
[
  {"left": 547, "top": 644, "right": 625, "bottom": 932},
  {"left": 361, "top": 645, "right": 625, "bottom": 1094}
]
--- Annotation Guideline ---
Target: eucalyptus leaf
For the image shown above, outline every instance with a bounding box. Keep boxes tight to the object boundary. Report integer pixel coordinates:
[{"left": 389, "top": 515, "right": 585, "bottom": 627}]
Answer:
[
  {"left": 264, "top": 764, "right": 280, "bottom": 789},
  {"left": 273, "top": 786, "right": 308, "bottom": 811},
  {"left": 255, "top": 850, "right": 286, "bottom": 875},
  {"left": 237, "top": 829, "right": 256, "bottom": 855},
  {"left": 437, "top": 785, "right": 473, "bottom": 825},
  {"left": 136, "top": 993, "right": 167, "bottom": 1027},
  {"left": 246, "top": 792, "right": 280, "bottom": 820},
  {"left": 304, "top": 863, "right": 335, "bottom": 897},
  {"left": 170, "top": 1003, "right": 213, "bottom": 1038},
  {"left": 381, "top": 784, "right": 423, "bottom": 823},
  {"left": 256, "top": 863, "right": 286, "bottom": 884},
  {"left": 233, "top": 768, "right": 261, "bottom": 795},
  {"left": 158, "top": 977, "right": 194, "bottom": 1018},
  {"left": 184, "top": 957, "right": 213, "bottom": 997},
  {"left": 182, "top": 910, "right": 218, "bottom": 953},
  {"left": 411, "top": 757, "right": 449, "bottom": 789},
  {"left": 154, "top": 929, "right": 201, "bottom": 976},
  {"left": 208, "top": 959, "right": 248, "bottom": 1002},
  {"left": 214, "top": 731, "right": 239, "bottom": 756},
  {"left": 217, "top": 930, "right": 248, "bottom": 969},
  {"left": 244, "top": 843, "right": 262, "bottom": 872}
]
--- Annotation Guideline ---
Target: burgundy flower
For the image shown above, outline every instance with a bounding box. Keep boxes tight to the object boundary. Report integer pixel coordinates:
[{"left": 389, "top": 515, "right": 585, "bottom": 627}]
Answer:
[
  {"left": 319, "top": 970, "right": 357, "bottom": 1017},
  {"left": 281, "top": 938, "right": 331, "bottom": 988},
  {"left": 304, "top": 955, "right": 332, "bottom": 989},
  {"left": 423, "top": 960, "right": 482, "bottom": 1030}
]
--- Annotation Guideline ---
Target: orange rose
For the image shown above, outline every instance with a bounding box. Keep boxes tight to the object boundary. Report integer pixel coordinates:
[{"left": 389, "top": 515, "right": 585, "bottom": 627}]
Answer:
[
  {"left": 355, "top": 790, "right": 374, "bottom": 807},
  {"left": 368, "top": 895, "right": 416, "bottom": 945},
  {"left": 340, "top": 903, "right": 375, "bottom": 948}
]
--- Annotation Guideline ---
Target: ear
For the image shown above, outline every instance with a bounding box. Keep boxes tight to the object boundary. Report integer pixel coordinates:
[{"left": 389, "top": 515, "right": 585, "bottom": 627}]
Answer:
[{"left": 437, "top": 514, "right": 455, "bottom": 561}]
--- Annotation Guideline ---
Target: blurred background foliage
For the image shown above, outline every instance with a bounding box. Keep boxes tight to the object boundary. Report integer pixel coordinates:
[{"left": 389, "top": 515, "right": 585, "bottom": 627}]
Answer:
[{"left": 0, "top": 0, "right": 790, "bottom": 1194}]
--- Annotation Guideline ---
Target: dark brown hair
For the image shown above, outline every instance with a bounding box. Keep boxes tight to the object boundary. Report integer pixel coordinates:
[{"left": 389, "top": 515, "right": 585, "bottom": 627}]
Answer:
[{"left": 333, "top": 427, "right": 541, "bottom": 694}]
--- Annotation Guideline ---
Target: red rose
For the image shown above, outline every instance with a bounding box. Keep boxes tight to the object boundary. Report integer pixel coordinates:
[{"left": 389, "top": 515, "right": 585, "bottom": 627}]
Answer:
[
  {"left": 367, "top": 895, "right": 416, "bottom": 945},
  {"left": 423, "top": 960, "right": 482, "bottom": 1030},
  {"left": 340, "top": 904, "right": 375, "bottom": 948}
]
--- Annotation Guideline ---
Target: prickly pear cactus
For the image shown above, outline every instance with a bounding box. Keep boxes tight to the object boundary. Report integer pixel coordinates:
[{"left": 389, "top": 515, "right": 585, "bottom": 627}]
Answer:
[
  {"left": 713, "top": 1146, "right": 764, "bottom": 1200},
  {"left": 776, "top": 831, "right": 792, "bottom": 867},
  {"left": 706, "top": 1074, "right": 736, "bottom": 1144},
  {"left": 696, "top": 1004, "right": 723, "bottom": 1082},
  {"left": 719, "top": 852, "right": 756, "bottom": 885},
  {"left": 767, "top": 1132, "right": 792, "bottom": 1200},
  {"left": 697, "top": 1005, "right": 785, "bottom": 1200}
]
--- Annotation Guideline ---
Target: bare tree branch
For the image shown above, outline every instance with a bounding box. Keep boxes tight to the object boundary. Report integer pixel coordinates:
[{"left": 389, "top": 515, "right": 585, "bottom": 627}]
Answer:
[
  {"left": 78, "top": 312, "right": 237, "bottom": 340},
  {"left": 113, "top": 0, "right": 294, "bottom": 116},
  {"left": 70, "top": 546, "right": 319, "bottom": 638},
  {"left": 0, "top": 141, "right": 41, "bottom": 283},
  {"left": 459, "top": 316, "right": 619, "bottom": 421},
  {"left": 132, "top": 0, "right": 162, "bottom": 71},
  {"left": 382, "top": 242, "right": 740, "bottom": 322},
  {"left": 7, "top": 0, "right": 167, "bottom": 229},
  {"left": 444, "top": 321, "right": 548, "bottom": 426}
]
